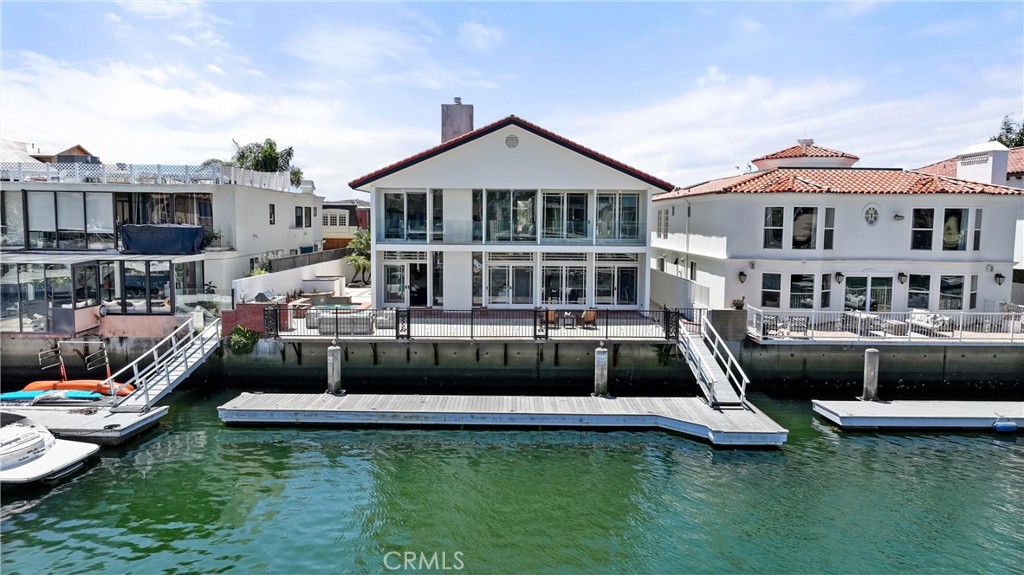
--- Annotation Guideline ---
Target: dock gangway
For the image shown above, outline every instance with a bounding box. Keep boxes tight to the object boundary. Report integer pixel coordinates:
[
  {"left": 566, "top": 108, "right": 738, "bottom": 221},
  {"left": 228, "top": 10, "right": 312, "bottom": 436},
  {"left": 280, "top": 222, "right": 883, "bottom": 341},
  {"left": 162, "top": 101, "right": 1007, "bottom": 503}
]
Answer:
[
  {"left": 678, "top": 316, "right": 748, "bottom": 409},
  {"left": 108, "top": 318, "right": 221, "bottom": 413}
]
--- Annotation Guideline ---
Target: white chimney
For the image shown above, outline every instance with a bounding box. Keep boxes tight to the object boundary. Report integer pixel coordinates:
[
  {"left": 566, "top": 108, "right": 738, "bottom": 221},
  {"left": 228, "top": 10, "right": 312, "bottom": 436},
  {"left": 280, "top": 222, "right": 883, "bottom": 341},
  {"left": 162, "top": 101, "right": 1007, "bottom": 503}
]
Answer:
[
  {"left": 955, "top": 141, "right": 1009, "bottom": 185},
  {"left": 441, "top": 97, "right": 474, "bottom": 143},
  {"left": 300, "top": 179, "right": 316, "bottom": 194}
]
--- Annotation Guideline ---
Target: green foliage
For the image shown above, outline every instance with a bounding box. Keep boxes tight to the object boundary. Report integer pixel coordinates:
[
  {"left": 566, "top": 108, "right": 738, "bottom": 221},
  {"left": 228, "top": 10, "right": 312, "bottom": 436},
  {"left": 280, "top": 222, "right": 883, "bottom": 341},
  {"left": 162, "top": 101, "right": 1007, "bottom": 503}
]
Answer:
[
  {"left": 228, "top": 325, "right": 260, "bottom": 355},
  {"left": 344, "top": 254, "right": 371, "bottom": 284},
  {"left": 245, "top": 267, "right": 268, "bottom": 277},
  {"left": 991, "top": 115, "right": 1024, "bottom": 148},
  {"left": 348, "top": 228, "right": 371, "bottom": 258}
]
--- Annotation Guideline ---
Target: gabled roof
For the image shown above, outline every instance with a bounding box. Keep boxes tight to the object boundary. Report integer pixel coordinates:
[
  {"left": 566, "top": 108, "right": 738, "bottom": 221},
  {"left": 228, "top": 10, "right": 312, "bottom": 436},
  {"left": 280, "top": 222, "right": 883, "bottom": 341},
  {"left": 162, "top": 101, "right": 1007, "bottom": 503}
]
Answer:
[
  {"left": 654, "top": 167, "right": 1024, "bottom": 201},
  {"left": 916, "top": 146, "right": 1024, "bottom": 178},
  {"left": 348, "top": 115, "right": 674, "bottom": 191},
  {"left": 752, "top": 143, "right": 859, "bottom": 162}
]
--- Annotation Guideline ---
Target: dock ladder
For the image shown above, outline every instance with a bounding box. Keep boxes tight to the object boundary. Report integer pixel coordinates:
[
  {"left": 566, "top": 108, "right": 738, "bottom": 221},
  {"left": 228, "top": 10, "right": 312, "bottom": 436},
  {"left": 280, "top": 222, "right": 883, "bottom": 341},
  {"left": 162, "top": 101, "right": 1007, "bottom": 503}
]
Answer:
[
  {"left": 108, "top": 317, "right": 222, "bottom": 413},
  {"left": 677, "top": 315, "right": 749, "bottom": 409}
]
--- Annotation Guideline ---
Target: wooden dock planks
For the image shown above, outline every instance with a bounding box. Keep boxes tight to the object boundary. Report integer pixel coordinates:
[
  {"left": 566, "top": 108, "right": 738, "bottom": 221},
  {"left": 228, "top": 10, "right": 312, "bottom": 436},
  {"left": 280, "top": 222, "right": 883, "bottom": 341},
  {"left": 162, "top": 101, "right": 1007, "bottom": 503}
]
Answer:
[
  {"left": 812, "top": 400, "right": 1024, "bottom": 430},
  {"left": 218, "top": 393, "right": 789, "bottom": 447}
]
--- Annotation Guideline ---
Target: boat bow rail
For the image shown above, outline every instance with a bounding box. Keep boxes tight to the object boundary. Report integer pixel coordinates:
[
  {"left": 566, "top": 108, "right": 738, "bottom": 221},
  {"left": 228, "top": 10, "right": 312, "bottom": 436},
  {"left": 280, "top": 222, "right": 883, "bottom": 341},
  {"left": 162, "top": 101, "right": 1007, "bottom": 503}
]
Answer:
[
  {"left": 108, "top": 318, "right": 221, "bottom": 413},
  {"left": 678, "top": 315, "right": 748, "bottom": 408}
]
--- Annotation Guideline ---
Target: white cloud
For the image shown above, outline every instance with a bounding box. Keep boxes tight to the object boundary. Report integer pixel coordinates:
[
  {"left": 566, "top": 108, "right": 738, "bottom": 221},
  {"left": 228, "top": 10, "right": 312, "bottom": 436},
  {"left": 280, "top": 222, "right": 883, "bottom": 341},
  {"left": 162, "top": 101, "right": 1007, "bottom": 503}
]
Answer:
[
  {"left": 115, "top": 0, "right": 200, "bottom": 20},
  {"left": 563, "top": 70, "right": 1017, "bottom": 187},
  {"left": 170, "top": 34, "right": 195, "bottom": 47},
  {"left": 738, "top": 18, "right": 763, "bottom": 33},
  {"left": 245, "top": 68, "right": 266, "bottom": 78},
  {"left": 106, "top": 13, "right": 122, "bottom": 23},
  {"left": 207, "top": 64, "right": 225, "bottom": 75},
  {"left": 458, "top": 22, "right": 505, "bottom": 53},
  {"left": 912, "top": 20, "right": 977, "bottom": 38},
  {"left": 696, "top": 65, "right": 729, "bottom": 86}
]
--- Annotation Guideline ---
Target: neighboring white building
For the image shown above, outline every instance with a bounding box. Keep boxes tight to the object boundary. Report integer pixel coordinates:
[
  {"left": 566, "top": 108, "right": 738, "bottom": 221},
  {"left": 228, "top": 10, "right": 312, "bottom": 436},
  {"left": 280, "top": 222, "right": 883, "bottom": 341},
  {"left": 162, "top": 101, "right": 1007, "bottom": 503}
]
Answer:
[
  {"left": 0, "top": 140, "right": 323, "bottom": 336},
  {"left": 917, "top": 142, "right": 1024, "bottom": 303},
  {"left": 348, "top": 101, "right": 674, "bottom": 309},
  {"left": 321, "top": 199, "right": 369, "bottom": 250},
  {"left": 650, "top": 139, "right": 1023, "bottom": 314}
]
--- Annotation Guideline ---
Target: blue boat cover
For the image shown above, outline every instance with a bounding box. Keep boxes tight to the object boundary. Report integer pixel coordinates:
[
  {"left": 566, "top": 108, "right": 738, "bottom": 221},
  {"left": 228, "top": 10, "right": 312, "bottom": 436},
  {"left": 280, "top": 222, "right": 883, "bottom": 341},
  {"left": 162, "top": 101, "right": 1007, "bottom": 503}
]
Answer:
[{"left": 121, "top": 224, "right": 204, "bottom": 255}]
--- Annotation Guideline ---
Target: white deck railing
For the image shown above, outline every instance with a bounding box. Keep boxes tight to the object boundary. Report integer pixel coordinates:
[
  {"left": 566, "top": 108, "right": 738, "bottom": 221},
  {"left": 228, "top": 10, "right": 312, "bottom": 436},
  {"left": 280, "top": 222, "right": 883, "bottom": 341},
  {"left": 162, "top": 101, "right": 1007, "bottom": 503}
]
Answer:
[
  {"left": 746, "top": 306, "right": 1023, "bottom": 345},
  {"left": 678, "top": 324, "right": 718, "bottom": 406},
  {"left": 1, "top": 162, "right": 292, "bottom": 192}
]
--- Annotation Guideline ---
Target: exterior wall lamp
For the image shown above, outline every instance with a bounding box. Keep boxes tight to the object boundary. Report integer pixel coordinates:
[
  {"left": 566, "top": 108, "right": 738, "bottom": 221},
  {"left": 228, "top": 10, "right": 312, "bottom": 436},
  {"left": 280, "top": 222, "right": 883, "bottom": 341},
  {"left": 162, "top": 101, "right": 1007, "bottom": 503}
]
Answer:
[
  {"left": 834, "top": 272, "right": 844, "bottom": 284},
  {"left": 738, "top": 271, "right": 747, "bottom": 283},
  {"left": 898, "top": 272, "right": 908, "bottom": 284},
  {"left": 995, "top": 273, "right": 1006, "bottom": 286},
  {"left": 893, "top": 214, "right": 905, "bottom": 221}
]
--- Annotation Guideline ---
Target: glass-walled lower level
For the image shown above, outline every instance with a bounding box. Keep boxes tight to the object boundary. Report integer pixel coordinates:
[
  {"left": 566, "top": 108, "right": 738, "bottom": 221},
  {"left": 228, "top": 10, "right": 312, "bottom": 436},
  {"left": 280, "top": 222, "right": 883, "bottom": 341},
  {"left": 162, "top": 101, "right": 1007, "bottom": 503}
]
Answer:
[
  {"left": 0, "top": 257, "right": 205, "bottom": 334},
  {"left": 378, "top": 250, "right": 643, "bottom": 309}
]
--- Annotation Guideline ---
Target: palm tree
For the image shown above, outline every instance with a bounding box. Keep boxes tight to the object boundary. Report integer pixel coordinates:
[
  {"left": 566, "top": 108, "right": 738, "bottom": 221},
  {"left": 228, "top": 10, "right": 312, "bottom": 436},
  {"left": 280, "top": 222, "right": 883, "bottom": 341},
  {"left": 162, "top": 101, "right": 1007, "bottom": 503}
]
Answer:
[
  {"left": 227, "top": 138, "right": 304, "bottom": 187},
  {"left": 344, "top": 229, "right": 372, "bottom": 284},
  {"left": 344, "top": 253, "right": 371, "bottom": 285}
]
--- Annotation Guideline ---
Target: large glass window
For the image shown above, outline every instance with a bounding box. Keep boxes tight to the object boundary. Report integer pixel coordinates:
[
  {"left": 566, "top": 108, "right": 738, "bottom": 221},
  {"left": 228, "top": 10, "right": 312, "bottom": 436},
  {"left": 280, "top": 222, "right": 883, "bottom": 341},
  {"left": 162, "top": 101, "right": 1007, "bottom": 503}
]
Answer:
[
  {"left": 544, "top": 192, "right": 588, "bottom": 241},
  {"left": 845, "top": 276, "right": 867, "bottom": 311},
  {"left": 431, "top": 189, "right": 444, "bottom": 242},
  {"left": 406, "top": 193, "right": 425, "bottom": 239},
  {"left": 486, "top": 189, "right": 511, "bottom": 241},
  {"left": 85, "top": 192, "right": 115, "bottom": 249},
  {"left": 124, "top": 261, "right": 149, "bottom": 314},
  {"left": 763, "top": 207, "right": 783, "bottom": 249},
  {"left": 820, "top": 273, "right": 831, "bottom": 308},
  {"left": 543, "top": 266, "right": 586, "bottom": 305},
  {"left": 761, "top": 273, "right": 781, "bottom": 308},
  {"left": 942, "top": 209, "right": 968, "bottom": 251},
  {"left": 142, "top": 193, "right": 173, "bottom": 224},
  {"left": 20, "top": 264, "right": 48, "bottom": 332},
  {"left": 73, "top": 264, "right": 99, "bottom": 306},
  {"left": 790, "top": 274, "right": 814, "bottom": 308},
  {"left": 56, "top": 192, "right": 86, "bottom": 248},
  {"left": 596, "top": 192, "right": 640, "bottom": 241},
  {"left": 792, "top": 207, "right": 817, "bottom": 250},
  {"left": 2, "top": 190, "right": 25, "bottom": 247},
  {"left": 487, "top": 265, "right": 534, "bottom": 305},
  {"left": 911, "top": 208, "right": 933, "bottom": 250},
  {"left": 27, "top": 191, "right": 56, "bottom": 248},
  {"left": 869, "top": 277, "right": 893, "bottom": 312},
  {"left": 907, "top": 275, "right": 930, "bottom": 309},
  {"left": 939, "top": 275, "right": 963, "bottom": 310},
  {"left": 100, "top": 261, "right": 125, "bottom": 313}
]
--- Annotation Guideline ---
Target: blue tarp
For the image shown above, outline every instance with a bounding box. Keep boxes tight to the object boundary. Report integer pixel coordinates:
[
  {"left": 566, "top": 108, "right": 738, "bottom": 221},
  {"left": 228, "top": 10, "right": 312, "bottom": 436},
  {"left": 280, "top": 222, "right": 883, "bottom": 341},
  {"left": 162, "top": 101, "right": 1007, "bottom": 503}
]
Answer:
[{"left": 121, "top": 224, "right": 204, "bottom": 255}]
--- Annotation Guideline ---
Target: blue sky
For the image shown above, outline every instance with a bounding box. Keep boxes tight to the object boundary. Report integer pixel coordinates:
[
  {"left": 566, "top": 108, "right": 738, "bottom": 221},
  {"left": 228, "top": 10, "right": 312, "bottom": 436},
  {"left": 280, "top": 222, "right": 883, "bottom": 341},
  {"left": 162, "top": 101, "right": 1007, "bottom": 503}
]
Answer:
[{"left": 2, "top": 1, "right": 1021, "bottom": 199}]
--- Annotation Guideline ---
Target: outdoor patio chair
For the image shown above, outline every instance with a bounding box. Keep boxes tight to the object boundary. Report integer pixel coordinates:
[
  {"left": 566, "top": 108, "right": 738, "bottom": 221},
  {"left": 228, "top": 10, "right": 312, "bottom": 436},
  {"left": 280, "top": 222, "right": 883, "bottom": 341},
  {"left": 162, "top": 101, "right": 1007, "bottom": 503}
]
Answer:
[{"left": 577, "top": 308, "right": 597, "bottom": 329}]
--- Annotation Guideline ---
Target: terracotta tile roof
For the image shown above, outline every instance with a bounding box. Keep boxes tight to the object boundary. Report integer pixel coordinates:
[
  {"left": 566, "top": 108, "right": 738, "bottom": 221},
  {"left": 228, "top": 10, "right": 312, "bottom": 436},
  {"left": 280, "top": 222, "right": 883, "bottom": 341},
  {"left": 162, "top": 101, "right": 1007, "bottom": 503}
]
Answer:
[
  {"left": 348, "top": 115, "right": 674, "bottom": 192},
  {"left": 916, "top": 146, "right": 1024, "bottom": 178},
  {"left": 654, "top": 167, "right": 1024, "bottom": 201},
  {"left": 753, "top": 143, "right": 859, "bottom": 162}
]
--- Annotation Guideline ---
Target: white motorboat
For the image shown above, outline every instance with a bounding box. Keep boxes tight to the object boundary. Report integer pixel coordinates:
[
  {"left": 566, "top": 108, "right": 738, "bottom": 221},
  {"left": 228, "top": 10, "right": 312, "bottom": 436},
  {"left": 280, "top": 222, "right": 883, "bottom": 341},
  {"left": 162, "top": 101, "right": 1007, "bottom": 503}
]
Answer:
[{"left": 0, "top": 412, "right": 99, "bottom": 485}]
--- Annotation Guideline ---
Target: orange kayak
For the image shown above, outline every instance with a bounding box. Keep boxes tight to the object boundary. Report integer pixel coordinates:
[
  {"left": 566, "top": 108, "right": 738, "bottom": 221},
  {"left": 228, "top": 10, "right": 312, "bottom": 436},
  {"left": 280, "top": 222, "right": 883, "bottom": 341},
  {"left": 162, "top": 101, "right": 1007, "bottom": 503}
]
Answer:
[{"left": 22, "top": 380, "right": 135, "bottom": 396}]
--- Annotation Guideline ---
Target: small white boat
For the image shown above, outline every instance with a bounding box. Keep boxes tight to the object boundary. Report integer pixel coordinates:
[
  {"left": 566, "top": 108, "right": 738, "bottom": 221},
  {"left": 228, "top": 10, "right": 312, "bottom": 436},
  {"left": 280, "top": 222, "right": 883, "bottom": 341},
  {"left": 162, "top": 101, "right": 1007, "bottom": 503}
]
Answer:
[{"left": 0, "top": 412, "right": 99, "bottom": 485}]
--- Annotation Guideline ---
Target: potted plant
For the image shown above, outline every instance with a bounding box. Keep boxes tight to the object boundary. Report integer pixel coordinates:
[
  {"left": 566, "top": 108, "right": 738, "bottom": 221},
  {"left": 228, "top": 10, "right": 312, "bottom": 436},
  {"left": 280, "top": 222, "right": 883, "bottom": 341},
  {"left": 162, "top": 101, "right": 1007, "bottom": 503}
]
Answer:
[{"left": 731, "top": 297, "right": 746, "bottom": 310}]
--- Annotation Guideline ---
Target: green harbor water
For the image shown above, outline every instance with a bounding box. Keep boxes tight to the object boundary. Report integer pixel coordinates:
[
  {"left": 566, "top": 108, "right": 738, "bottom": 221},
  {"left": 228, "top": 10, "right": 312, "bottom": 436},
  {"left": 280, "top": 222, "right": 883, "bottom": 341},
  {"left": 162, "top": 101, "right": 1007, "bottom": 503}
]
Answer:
[{"left": 1, "top": 389, "right": 1022, "bottom": 575}]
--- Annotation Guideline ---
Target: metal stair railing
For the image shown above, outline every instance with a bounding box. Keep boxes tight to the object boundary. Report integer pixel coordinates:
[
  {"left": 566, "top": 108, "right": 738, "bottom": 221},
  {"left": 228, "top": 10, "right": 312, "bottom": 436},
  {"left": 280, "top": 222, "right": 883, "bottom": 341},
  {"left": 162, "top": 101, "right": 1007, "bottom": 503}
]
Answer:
[
  {"left": 700, "top": 317, "right": 750, "bottom": 404},
  {"left": 106, "top": 318, "right": 221, "bottom": 411},
  {"left": 678, "top": 321, "right": 718, "bottom": 406}
]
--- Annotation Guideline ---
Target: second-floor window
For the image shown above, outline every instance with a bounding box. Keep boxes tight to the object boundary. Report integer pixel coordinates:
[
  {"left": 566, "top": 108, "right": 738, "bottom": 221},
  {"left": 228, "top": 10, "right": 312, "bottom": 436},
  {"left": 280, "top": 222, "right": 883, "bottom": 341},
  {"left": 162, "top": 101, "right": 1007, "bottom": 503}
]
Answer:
[
  {"left": 973, "top": 209, "right": 982, "bottom": 250},
  {"left": 294, "top": 207, "right": 303, "bottom": 228},
  {"left": 823, "top": 207, "right": 835, "bottom": 250},
  {"left": 596, "top": 192, "right": 641, "bottom": 240},
  {"left": 763, "top": 207, "right": 783, "bottom": 249},
  {"left": 792, "top": 207, "right": 817, "bottom": 249},
  {"left": 304, "top": 207, "right": 312, "bottom": 228},
  {"left": 911, "top": 208, "right": 933, "bottom": 250},
  {"left": 942, "top": 208, "right": 968, "bottom": 251},
  {"left": 543, "top": 191, "right": 587, "bottom": 241}
]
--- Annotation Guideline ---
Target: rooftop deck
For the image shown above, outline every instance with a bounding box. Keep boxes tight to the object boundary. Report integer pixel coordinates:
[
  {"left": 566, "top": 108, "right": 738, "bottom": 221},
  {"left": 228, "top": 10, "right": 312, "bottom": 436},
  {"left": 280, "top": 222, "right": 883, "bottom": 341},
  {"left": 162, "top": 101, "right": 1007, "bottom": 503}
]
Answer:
[{"left": 1, "top": 161, "right": 292, "bottom": 192}]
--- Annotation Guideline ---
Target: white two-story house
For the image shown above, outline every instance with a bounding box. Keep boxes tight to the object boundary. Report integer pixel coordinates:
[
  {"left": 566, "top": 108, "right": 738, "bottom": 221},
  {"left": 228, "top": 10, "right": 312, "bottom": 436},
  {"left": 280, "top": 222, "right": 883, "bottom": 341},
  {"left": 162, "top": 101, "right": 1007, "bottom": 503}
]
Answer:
[
  {"left": 650, "top": 139, "right": 1022, "bottom": 314},
  {"left": 349, "top": 100, "right": 674, "bottom": 310}
]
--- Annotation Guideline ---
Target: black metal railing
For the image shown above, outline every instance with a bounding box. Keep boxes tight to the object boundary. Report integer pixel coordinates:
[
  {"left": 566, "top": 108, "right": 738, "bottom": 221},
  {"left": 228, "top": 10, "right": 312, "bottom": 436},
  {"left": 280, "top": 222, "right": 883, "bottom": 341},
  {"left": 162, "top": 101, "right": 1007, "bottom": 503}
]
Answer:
[{"left": 262, "top": 306, "right": 703, "bottom": 342}]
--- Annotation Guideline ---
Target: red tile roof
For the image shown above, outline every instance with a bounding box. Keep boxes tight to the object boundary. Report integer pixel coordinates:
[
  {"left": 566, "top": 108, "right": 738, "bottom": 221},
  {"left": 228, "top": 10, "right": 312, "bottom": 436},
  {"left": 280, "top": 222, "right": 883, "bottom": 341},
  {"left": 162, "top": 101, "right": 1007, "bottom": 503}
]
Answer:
[
  {"left": 654, "top": 167, "right": 1024, "bottom": 201},
  {"left": 348, "top": 115, "right": 674, "bottom": 191},
  {"left": 753, "top": 143, "right": 859, "bottom": 162},
  {"left": 916, "top": 146, "right": 1024, "bottom": 178}
]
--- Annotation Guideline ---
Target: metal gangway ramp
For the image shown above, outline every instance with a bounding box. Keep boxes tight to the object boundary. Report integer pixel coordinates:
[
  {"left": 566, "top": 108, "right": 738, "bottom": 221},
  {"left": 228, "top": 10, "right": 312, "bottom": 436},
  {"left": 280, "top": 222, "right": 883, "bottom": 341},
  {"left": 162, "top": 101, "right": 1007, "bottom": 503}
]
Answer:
[
  {"left": 108, "top": 318, "right": 221, "bottom": 413},
  {"left": 677, "top": 315, "right": 748, "bottom": 409}
]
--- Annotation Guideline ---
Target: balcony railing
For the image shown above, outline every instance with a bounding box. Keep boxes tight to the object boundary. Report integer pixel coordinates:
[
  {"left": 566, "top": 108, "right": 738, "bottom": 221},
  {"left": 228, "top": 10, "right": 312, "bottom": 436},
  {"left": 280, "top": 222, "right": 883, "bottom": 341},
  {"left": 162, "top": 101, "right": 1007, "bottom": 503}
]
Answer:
[
  {"left": 0, "top": 162, "right": 292, "bottom": 192},
  {"left": 746, "top": 306, "right": 1023, "bottom": 345},
  {"left": 260, "top": 306, "right": 702, "bottom": 342}
]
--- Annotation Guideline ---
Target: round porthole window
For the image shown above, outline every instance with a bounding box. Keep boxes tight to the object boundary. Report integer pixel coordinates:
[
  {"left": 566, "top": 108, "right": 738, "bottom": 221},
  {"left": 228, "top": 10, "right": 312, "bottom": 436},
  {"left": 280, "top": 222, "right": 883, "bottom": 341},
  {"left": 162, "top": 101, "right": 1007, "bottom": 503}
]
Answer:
[
  {"left": 863, "top": 204, "right": 880, "bottom": 225},
  {"left": 505, "top": 134, "right": 519, "bottom": 148}
]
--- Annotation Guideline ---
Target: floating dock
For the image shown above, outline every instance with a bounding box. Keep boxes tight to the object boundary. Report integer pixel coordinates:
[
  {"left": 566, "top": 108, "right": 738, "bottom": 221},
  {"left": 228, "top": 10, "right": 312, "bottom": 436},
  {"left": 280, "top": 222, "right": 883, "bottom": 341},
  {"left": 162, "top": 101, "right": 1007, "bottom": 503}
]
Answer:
[
  {"left": 0, "top": 405, "right": 169, "bottom": 446},
  {"left": 218, "top": 393, "right": 788, "bottom": 447},
  {"left": 812, "top": 400, "right": 1023, "bottom": 431}
]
